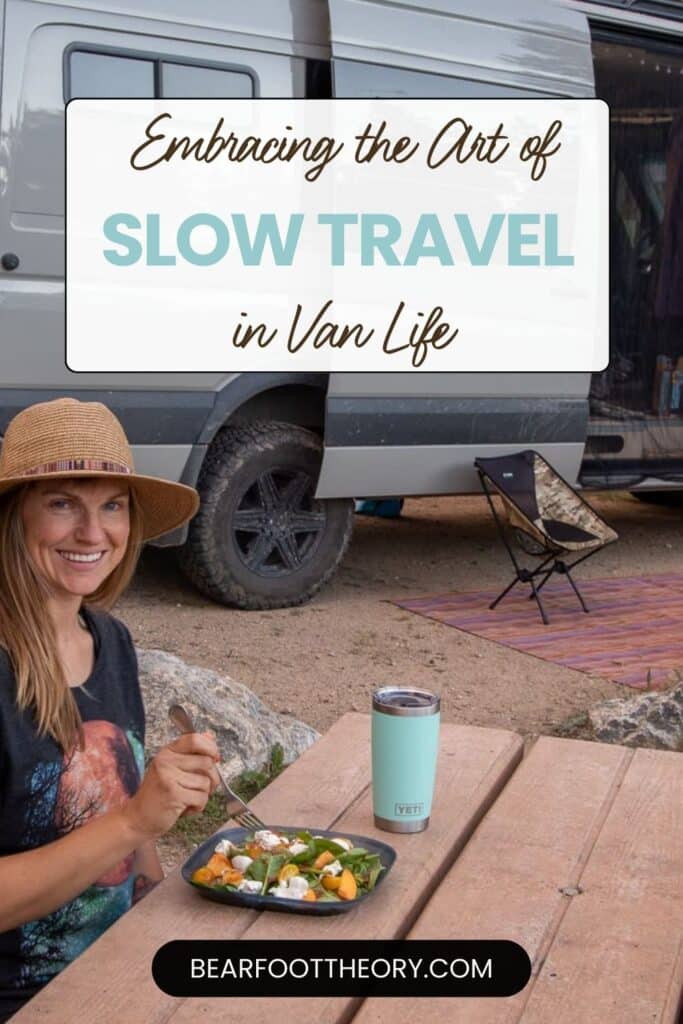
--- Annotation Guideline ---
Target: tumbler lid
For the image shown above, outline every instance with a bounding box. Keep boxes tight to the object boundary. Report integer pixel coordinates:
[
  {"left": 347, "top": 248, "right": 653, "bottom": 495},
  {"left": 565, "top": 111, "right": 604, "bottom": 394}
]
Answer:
[{"left": 372, "top": 687, "right": 440, "bottom": 717}]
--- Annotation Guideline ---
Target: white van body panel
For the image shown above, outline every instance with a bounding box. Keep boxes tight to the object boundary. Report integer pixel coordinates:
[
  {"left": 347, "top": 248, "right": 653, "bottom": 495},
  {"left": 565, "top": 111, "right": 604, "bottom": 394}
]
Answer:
[
  {"left": 317, "top": 0, "right": 596, "bottom": 497},
  {"left": 10, "top": 0, "right": 330, "bottom": 59},
  {"left": 317, "top": 441, "right": 585, "bottom": 496},
  {"left": 0, "top": 0, "right": 326, "bottom": 391},
  {"left": 327, "top": 0, "right": 595, "bottom": 95}
]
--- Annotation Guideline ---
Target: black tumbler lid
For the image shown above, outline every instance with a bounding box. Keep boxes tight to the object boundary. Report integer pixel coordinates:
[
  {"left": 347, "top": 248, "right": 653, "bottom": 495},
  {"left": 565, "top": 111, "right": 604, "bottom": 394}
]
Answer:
[{"left": 372, "top": 687, "right": 440, "bottom": 716}]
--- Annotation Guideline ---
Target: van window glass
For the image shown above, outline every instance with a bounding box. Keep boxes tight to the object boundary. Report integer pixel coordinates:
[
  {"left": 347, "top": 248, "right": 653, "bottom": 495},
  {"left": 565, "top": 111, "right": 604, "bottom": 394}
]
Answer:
[
  {"left": 161, "top": 63, "right": 253, "bottom": 98},
  {"left": 588, "top": 31, "right": 683, "bottom": 476},
  {"left": 69, "top": 51, "right": 154, "bottom": 98}
]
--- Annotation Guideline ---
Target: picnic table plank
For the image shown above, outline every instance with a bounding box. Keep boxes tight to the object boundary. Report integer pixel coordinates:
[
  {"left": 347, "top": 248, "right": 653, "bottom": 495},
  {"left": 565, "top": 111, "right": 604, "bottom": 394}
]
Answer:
[
  {"left": 519, "top": 747, "right": 683, "bottom": 1024},
  {"left": 352, "top": 735, "right": 635, "bottom": 1024},
  {"left": 165, "top": 721, "right": 524, "bottom": 1024},
  {"left": 662, "top": 939, "right": 683, "bottom": 1024},
  {"left": 11, "top": 712, "right": 374, "bottom": 1024}
]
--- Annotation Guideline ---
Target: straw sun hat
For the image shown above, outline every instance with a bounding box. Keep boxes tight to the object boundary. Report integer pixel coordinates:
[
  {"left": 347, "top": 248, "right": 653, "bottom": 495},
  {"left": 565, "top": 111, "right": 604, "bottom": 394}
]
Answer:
[{"left": 0, "top": 398, "right": 199, "bottom": 540}]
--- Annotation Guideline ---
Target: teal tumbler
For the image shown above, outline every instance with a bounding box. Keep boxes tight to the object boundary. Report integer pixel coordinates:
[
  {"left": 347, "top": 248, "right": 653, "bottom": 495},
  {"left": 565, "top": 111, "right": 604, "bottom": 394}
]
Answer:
[{"left": 372, "top": 687, "right": 440, "bottom": 833}]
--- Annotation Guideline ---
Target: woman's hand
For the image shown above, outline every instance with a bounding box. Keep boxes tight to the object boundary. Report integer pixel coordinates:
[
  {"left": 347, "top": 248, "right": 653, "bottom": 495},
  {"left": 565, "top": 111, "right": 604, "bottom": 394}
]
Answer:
[
  {"left": 0, "top": 733, "right": 222, "bottom": 933},
  {"left": 123, "top": 732, "right": 221, "bottom": 842}
]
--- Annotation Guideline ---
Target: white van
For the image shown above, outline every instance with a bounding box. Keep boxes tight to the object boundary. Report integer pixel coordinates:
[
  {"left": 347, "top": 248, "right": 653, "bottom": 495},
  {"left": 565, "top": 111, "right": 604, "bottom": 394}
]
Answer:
[{"left": 1, "top": 0, "right": 682, "bottom": 607}]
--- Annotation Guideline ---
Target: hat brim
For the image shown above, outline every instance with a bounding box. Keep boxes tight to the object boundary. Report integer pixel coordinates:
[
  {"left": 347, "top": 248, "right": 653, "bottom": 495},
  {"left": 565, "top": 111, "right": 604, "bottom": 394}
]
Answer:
[{"left": 0, "top": 471, "right": 199, "bottom": 541}]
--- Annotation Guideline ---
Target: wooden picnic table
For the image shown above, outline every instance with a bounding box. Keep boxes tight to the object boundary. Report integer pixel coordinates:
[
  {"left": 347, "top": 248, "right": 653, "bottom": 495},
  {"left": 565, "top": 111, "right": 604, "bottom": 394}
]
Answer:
[{"left": 12, "top": 713, "right": 682, "bottom": 1024}]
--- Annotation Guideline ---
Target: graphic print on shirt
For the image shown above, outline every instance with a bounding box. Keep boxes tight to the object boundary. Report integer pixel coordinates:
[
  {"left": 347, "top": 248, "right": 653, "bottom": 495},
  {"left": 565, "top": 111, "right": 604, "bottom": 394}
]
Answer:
[{"left": 18, "top": 720, "right": 144, "bottom": 986}]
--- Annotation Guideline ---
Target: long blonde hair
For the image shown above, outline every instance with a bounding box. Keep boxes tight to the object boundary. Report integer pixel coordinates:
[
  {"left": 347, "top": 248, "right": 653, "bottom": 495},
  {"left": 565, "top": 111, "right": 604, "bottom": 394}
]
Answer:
[{"left": 0, "top": 482, "right": 144, "bottom": 753}]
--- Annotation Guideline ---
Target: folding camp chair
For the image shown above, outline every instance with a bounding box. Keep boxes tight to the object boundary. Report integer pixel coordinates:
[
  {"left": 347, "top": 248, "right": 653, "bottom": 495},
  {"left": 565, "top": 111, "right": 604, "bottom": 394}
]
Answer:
[{"left": 475, "top": 450, "right": 618, "bottom": 625}]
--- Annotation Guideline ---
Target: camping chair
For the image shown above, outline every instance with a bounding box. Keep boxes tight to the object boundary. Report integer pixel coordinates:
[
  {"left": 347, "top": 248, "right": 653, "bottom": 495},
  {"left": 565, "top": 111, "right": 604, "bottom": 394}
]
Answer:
[{"left": 475, "top": 450, "right": 618, "bottom": 625}]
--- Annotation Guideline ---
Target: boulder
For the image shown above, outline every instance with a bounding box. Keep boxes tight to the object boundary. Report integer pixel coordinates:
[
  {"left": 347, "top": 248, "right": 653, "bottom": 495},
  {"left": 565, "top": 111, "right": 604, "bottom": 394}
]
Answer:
[
  {"left": 588, "top": 679, "right": 683, "bottom": 751},
  {"left": 136, "top": 648, "right": 320, "bottom": 778}
]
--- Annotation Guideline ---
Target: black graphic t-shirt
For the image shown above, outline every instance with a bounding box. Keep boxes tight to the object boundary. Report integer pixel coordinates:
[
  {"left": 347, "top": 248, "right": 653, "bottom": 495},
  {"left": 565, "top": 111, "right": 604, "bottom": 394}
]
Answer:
[{"left": 0, "top": 608, "right": 145, "bottom": 1022}]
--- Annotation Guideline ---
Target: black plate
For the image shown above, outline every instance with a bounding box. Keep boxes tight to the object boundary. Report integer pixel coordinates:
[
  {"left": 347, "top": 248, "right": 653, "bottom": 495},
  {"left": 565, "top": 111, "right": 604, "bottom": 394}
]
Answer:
[{"left": 181, "top": 825, "right": 397, "bottom": 915}]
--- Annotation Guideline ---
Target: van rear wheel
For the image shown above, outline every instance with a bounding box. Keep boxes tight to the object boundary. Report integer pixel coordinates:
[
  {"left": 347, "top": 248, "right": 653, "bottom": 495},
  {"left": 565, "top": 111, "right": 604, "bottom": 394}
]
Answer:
[{"left": 179, "top": 422, "right": 353, "bottom": 609}]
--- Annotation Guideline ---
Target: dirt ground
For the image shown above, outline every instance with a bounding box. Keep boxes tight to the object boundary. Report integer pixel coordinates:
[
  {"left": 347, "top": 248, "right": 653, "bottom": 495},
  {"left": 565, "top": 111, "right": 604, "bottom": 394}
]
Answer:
[{"left": 118, "top": 490, "right": 682, "bottom": 741}]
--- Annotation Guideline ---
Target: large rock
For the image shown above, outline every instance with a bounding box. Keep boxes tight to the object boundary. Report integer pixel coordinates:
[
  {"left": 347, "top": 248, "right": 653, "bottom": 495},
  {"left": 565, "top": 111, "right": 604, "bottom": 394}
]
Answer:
[
  {"left": 137, "top": 648, "right": 320, "bottom": 778},
  {"left": 588, "top": 680, "right": 683, "bottom": 751}
]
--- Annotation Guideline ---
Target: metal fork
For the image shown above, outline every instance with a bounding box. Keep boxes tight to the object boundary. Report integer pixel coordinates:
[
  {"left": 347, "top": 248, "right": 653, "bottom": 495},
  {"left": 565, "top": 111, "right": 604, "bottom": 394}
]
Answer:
[{"left": 167, "top": 703, "right": 266, "bottom": 832}]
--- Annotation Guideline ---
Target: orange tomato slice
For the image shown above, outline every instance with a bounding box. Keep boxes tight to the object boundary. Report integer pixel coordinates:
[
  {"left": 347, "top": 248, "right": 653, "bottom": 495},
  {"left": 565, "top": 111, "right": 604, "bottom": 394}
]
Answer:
[
  {"left": 313, "top": 850, "right": 335, "bottom": 870},
  {"left": 191, "top": 867, "right": 214, "bottom": 886},
  {"left": 337, "top": 868, "right": 358, "bottom": 900},
  {"left": 205, "top": 852, "right": 231, "bottom": 877},
  {"left": 220, "top": 868, "right": 244, "bottom": 886},
  {"left": 278, "top": 863, "right": 300, "bottom": 883}
]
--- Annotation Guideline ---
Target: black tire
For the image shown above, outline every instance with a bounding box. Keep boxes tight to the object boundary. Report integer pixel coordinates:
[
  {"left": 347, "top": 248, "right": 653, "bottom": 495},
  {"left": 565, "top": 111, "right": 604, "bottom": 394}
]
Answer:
[
  {"left": 631, "top": 490, "right": 683, "bottom": 507},
  {"left": 179, "top": 421, "right": 354, "bottom": 609}
]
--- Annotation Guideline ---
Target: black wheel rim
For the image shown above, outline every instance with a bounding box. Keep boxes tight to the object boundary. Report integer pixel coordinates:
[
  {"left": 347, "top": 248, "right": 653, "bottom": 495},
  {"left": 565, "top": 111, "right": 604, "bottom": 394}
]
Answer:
[{"left": 231, "top": 468, "right": 327, "bottom": 577}]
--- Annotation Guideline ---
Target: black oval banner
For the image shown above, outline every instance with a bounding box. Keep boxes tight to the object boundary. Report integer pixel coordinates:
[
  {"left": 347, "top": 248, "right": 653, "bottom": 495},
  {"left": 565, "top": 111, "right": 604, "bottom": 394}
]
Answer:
[{"left": 152, "top": 939, "right": 531, "bottom": 998}]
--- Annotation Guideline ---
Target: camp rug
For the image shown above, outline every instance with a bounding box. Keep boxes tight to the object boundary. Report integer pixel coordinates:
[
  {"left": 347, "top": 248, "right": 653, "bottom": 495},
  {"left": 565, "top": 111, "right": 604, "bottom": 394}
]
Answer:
[{"left": 394, "top": 573, "right": 683, "bottom": 690}]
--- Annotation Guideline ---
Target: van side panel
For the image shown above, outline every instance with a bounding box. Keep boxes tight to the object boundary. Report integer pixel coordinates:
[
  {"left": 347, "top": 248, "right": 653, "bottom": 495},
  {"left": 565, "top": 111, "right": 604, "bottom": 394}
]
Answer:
[
  {"left": 0, "top": 0, "right": 327, "bottom": 439},
  {"left": 0, "top": 1, "right": 5, "bottom": 98},
  {"left": 318, "top": 0, "right": 595, "bottom": 498},
  {"left": 329, "top": 0, "right": 595, "bottom": 97}
]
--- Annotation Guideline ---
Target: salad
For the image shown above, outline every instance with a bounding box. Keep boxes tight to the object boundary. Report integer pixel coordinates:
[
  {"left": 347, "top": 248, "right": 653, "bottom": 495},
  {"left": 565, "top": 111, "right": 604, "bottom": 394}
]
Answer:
[{"left": 190, "top": 829, "right": 385, "bottom": 903}]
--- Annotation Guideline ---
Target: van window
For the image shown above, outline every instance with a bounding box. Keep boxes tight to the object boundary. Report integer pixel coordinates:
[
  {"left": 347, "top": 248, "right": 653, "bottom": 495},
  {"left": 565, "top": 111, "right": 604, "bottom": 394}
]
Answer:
[
  {"left": 68, "top": 51, "right": 255, "bottom": 100},
  {"left": 69, "top": 51, "right": 155, "bottom": 98},
  {"left": 161, "top": 62, "right": 253, "bottom": 98}
]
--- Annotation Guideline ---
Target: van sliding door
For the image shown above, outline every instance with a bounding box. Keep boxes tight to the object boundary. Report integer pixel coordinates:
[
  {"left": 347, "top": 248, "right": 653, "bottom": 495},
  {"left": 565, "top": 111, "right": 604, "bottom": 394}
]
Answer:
[
  {"left": 317, "top": 0, "right": 595, "bottom": 499},
  {"left": 584, "top": 26, "right": 683, "bottom": 486}
]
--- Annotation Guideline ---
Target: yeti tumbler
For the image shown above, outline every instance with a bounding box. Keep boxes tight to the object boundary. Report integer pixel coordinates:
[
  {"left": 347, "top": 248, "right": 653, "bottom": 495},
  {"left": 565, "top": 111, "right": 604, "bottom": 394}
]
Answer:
[{"left": 371, "top": 687, "right": 440, "bottom": 833}]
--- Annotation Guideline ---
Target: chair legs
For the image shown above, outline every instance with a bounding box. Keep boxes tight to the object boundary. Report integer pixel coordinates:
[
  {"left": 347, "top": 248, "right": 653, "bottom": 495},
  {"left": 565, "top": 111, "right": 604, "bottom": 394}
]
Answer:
[
  {"left": 489, "top": 576, "right": 520, "bottom": 610},
  {"left": 564, "top": 567, "right": 590, "bottom": 613},
  {"left": 477, "top": 468, "right": 603, "bottom": 624},
  {"left": 531, "top": 567, "right": 555, "bottom": 596},
  {"left": 517, "top": 557, "right": 593, "bottom": 620},
  {"left": 528, "top": 577, "right": 550, "bottom": 626},
  {"left": 491, "top": 569, "right": 552, "bottom": 624}
]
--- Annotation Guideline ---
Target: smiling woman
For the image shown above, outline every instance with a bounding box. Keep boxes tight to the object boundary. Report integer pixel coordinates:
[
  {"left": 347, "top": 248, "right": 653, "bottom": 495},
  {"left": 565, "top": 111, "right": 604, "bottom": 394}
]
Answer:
[
  {"left": 21, "top": 480, "right": 133, "bottom": 602},
  {"left": 0, "top": 398, "right": 224, "bottom": 1023}
]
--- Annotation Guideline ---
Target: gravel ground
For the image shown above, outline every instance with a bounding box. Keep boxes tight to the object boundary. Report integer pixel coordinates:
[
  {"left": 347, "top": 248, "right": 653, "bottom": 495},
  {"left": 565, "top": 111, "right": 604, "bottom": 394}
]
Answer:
[{"left": 118, "top": 490, "right": 682, "bottom": 741}]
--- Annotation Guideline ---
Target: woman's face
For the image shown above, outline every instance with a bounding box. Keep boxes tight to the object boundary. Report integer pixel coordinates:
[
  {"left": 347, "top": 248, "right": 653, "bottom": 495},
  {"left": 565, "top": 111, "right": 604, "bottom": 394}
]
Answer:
[{"left": 21, "top": 479, "right": 131, "bottom": 600}]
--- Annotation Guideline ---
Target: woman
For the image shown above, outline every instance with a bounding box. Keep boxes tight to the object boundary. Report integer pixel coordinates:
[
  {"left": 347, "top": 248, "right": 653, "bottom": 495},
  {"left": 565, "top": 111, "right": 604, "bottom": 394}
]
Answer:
[{"left": 0, "top": 398, "right": 221, "bottom": 1021}]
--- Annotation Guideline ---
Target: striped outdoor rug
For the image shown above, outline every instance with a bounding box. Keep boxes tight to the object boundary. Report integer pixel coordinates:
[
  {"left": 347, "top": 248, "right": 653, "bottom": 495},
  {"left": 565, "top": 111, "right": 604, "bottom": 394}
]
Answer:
[{"left": 395, "top": 573, "right": 683, "bottom": 689}]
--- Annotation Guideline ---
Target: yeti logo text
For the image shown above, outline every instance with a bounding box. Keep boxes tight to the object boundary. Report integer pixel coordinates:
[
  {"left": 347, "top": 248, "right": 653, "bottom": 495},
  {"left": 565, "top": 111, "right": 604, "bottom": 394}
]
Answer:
[{"left": 395, "top": 802, "right": 424, "bottom": 816}]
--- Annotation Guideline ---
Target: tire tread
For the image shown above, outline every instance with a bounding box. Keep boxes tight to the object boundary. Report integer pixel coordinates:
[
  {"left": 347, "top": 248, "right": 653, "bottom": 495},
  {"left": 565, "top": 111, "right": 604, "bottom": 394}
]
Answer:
[{"left": 179, "top": 421, "right": 353, "bottom": 609}]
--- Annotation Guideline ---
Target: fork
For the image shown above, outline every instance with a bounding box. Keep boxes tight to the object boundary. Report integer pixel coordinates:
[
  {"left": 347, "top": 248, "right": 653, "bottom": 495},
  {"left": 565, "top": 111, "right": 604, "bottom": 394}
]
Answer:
[{"left": 167, "top": 703, "right": 266, "bottom": 832}]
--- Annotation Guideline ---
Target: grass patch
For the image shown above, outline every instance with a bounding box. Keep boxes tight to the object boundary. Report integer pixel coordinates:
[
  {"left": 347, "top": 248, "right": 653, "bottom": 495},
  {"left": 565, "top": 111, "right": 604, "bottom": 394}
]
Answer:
[
  {"left": 171, "top": 791, "right": 227, "bottom": 847},
  {"left": 169, "top": 744, "right": 286, "bottom": 852},
  {"left": 548, "top": 710, "right": 593, "bottom": 741},
  {"left": 231, "top": 743, "right": 285, "bottom": 801}
]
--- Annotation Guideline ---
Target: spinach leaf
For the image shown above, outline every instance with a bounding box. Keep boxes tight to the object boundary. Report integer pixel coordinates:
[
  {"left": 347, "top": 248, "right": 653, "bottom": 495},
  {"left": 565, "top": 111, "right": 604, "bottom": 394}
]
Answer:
[
  {"left": 367, "top": 862, "right": 384, "bottom": 890},
  {"left": 310, "top": 838, "right": 347, "bottom": 857},
  {"left": 260, "top": 856, "right": 273, "bottom": 896},
  {"left": 246, "top": 858, "right": 267, "bottom": 881},
  {"left": 339, "top": 848, "right": 368, "bottom": 862},
  {"left": 268, "top": 855, "right": 288, "bottom": 879},
  {"left": 290, "top": 844, "right": 315, "bottom": 864}
]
